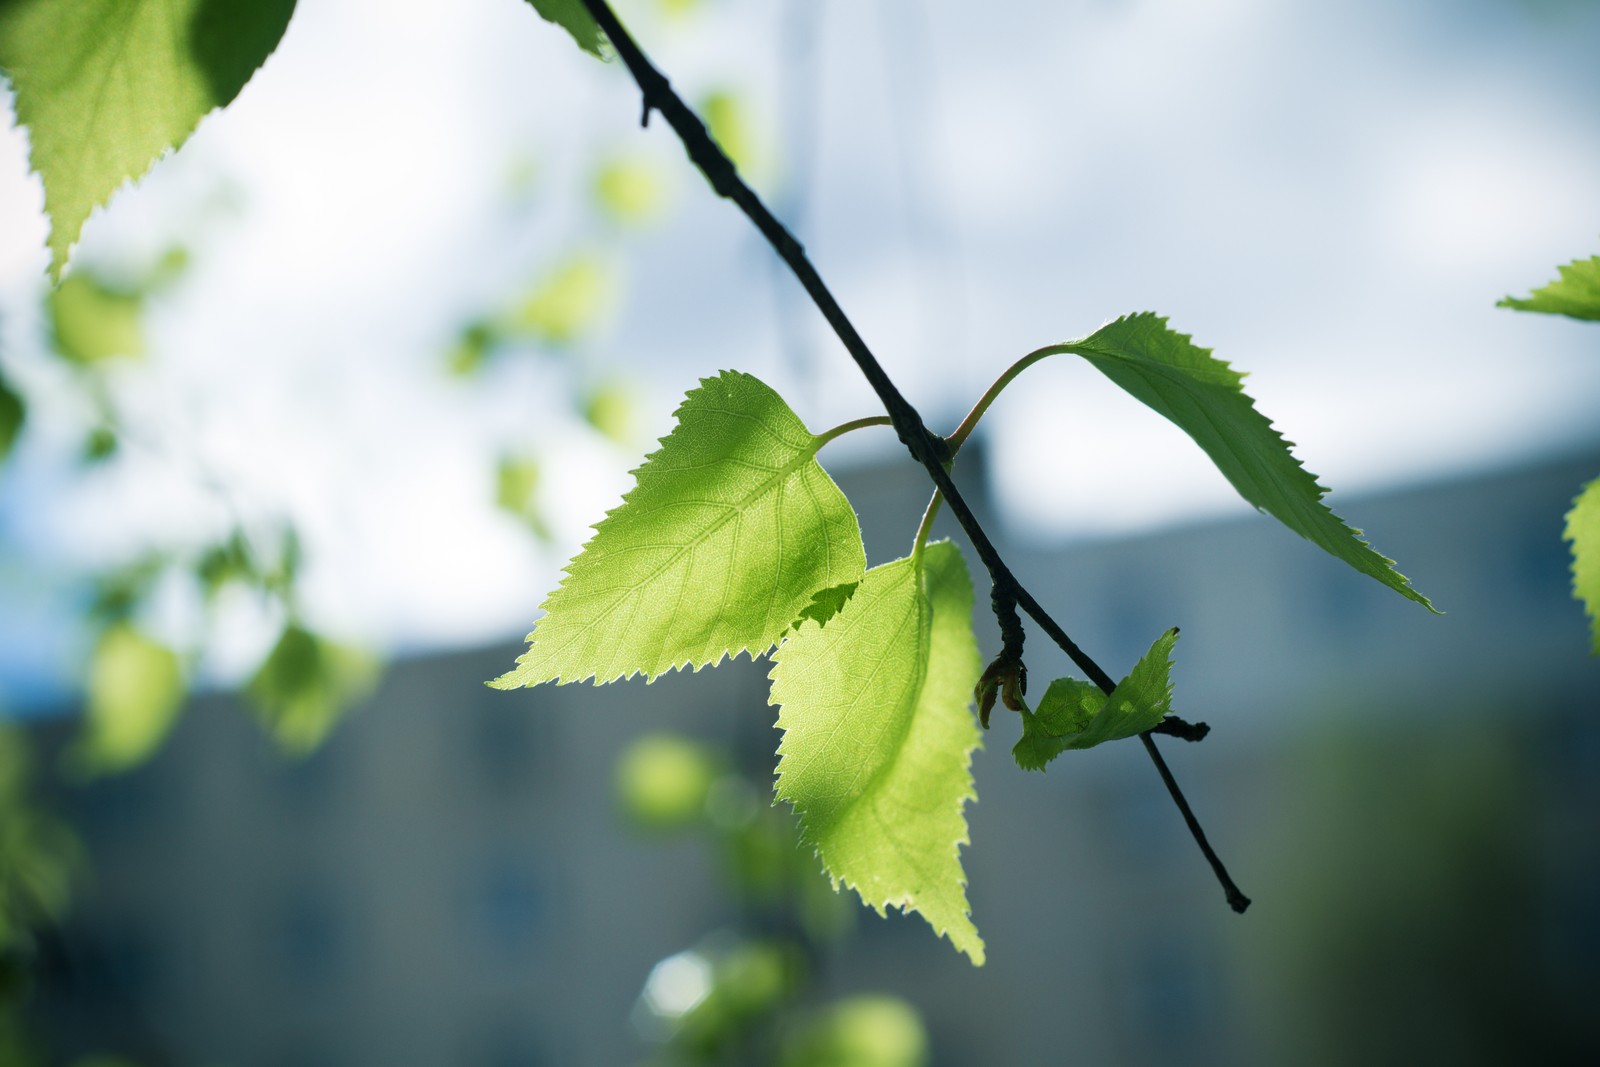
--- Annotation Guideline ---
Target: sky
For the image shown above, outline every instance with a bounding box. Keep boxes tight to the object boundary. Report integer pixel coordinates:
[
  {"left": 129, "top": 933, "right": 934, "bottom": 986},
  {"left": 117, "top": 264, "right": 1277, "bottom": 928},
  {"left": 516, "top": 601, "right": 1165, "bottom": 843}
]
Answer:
[{"left": 0, "top": 0, "right": 1598, "bottom": 706}]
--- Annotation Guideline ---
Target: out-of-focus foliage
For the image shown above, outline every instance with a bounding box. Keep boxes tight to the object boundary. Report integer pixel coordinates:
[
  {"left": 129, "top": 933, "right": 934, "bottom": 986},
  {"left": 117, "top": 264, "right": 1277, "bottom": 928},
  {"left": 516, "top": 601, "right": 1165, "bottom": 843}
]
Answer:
[
  {"left": 68, "top": 624, "right": 185, "bottom": 777},
  {"left": 1499, "top": 254, "right": 1600, "bottom": 321},
  {"left": 0, "top": 726, "right": 78, "bottom": 1024},
  {"left": 47, "top": 273, "right": 145, "bottom": 364},
  {"left": 510, "top": 253, "right": 614, "bottom": 347},
  {"left": 616, "top": 733, "right": 719, "bottom": 830},
  {"left": 1014, "top": 628, "right": 1178, "bottom": 768},
  {"left": 0, "top": 373, "right": 23, "bottom": 466},
  {"left": 0, "top": 0, "right": 296, "bottom": 278},
  {"left": 621, "top": 728, "right": 924, "bottom": 1065},
  {"left": 247, "top": 624, "right": 376, "bottom": 755},
  {"left": 779, "top": 995, "right": 929, "bottom": 1067},
  {"left": 594, "top": 155, "right": 671, "bottom": 226}
]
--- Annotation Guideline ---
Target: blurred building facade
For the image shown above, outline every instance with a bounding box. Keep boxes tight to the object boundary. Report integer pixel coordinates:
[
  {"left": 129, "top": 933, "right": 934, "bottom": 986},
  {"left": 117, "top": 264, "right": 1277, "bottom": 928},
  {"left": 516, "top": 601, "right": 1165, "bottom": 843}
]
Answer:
[{"left": 22, "top": 447, "right": 1600, "bottom": 1066}]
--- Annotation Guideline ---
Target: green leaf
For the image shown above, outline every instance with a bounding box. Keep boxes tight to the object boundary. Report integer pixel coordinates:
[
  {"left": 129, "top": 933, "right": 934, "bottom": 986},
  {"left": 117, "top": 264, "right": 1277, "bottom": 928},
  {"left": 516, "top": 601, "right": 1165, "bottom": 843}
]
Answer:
[
  {"left": 1499, "top": 255, "right": 1600, "bottom": 322},
  {"left": 1566, "top": 476, "right": 1600, "bottom": 655},
  {"left": 594, "top": 155, "right": 669, "bottom": 226},
  {"left": 0, "top": 0, "right": 296, "bottom": 279},
  {"left": 791, "top": 581, "right": 858, "bottom": 630},
  {"left": 247, "top": 624, "right": 375, "bottom": 754},
  {"left": 0, "top": 372, "right": 23, "bottom": 464},
  {"left": 525, "top": 0, "right": 603, "bottom": 56},
  {"left": 769, "top": 541, "right": 985, "bottom": 964},
  {"left": 506, "top": 253, "right": 612, "bottom": 346},
  {"left": 1013, "top": 628, "right": 1177, "bottom": 770},
  {"left": 700, "top": 89, "right": 757, "bottom": 176},
  {"left": 69, "top": 623, "right": 185, "bottom": 775},
  {"left": 47, "top": 271, "right": 143, "bottom": 363},
  {"left": 1062, "top": 314, "right": 1433, "bottom": 610},
  {"left": 492, "top": 371, "right": 867, "bottom": 688},
  {"left": 614, "top": 732, "right": 718, "bottom": 831}
]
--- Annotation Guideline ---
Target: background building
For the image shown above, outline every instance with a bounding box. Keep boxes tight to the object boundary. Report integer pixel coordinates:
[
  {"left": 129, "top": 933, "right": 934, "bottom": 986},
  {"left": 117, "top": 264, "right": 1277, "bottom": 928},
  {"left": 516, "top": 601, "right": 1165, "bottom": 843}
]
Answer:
[{"left": 23, "top": 445, "right": 1600, "bottom": 1066}]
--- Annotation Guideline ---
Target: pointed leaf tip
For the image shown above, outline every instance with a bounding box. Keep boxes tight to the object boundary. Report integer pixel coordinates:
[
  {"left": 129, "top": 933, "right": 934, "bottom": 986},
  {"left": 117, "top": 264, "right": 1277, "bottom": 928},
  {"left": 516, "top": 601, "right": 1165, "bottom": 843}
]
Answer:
[
  {"left": 771, "top": 541, "right": 986, "bottom": 964},
  {"left": 0, "top": 0, "right": 297, "bottom": 280},
  {"left": 1064, "top": 314, "right": 1435, "bottom": 611}
]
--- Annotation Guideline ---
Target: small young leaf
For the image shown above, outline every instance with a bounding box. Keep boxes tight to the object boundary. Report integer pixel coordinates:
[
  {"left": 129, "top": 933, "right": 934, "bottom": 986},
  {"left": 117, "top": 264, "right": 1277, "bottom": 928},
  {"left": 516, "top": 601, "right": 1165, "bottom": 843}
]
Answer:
[
  {"left": 1064, "top": 314, "right": 1433, "bottom": 610},
  {"left": 770, "top": 541, "right": 985, "bottom": 964},
  {"left": 526, "top": 0, "right": 603, "bottom": 56},
  {"left": 1498, "top": 255, "right": 1600, "bottom": 322},
  {"left": 507, "top": 254, "right": 612, "bottom": 346},
  {"left": 1013, "top": 628, "right": 1177, "bottom": 770},
  {"left": 69, "top": 624, "right": 185, "bottom": 776},
  {"left": 0, "top": 0, "right": 296, "bottom": 279},
  {"left": 492, "top": 371, "right": 867, "bottom": 688},
  {"left": 1566, "top": 476, "right": 1600, "bottom": 655}
]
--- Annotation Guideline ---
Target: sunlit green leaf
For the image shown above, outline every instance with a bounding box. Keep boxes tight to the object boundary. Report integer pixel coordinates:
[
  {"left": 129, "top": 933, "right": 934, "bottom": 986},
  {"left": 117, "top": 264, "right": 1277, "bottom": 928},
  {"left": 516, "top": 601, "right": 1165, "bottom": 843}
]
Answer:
[
  {"left": 0, "top": 373, "right": 23, "bottom": 464},
  {"left": 1061, "top": 314, "right": 1433, "bottom": 610},
  {"left": 507, "top": 254, "right": 612, "bottom": 346},
  {"left": 1498, "top": 254, "right": 1600, "bottom": 322},
  {"left": 525, "top": 0, "right": 603, "bottom": 56},
  {"left": 594, "top": 156, "right": 669, "bottom": 225},
  {"left": 0, "top": 0, "right": 296, "bottom": 279},
  {"left": 1013, "top": 628, "right": 1177, "bottom": 769},
  {"left": 1566, "top": 476, "right": 1600, "bottom": 655},
  {"left": 780, "top": 994, "right": 929, "bottom": 1067},
  {"left": 615, "top": 733, "right": 718, "bottom": 830},
  {"left": 492, "top": 371, "right": 867, "bottom": 687},
  {"left": 246, "top": 624, "right": 375, "bottom": 754},
  {"left": 770, "top": 541, "right": 985, "bottom": 964},
  {"left": 69, "top": 624, "right": 185, "bottom": 775},
  {"left": 47, "top": 272, "right": 143, "bottom": 363}
]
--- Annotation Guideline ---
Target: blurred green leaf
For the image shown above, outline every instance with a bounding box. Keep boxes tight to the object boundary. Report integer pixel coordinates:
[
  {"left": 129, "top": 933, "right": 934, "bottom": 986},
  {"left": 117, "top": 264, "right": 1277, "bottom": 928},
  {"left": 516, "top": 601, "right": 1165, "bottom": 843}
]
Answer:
[
  {"left": 446, "top": 320, "right": 498, "bottom": 376},
  {"left": 0, "top": 375, "right": 23, "bottom": 464},
  {"left": 581, "top": 380, "right": 634, "bottom": 443},
  {"left": 780, "top": 995, "right": 928, "bottom": 1067},
  {"left": 507, "top": 254, "right": 613, "bottom": 346},
  {"left": 247, "top": 624, "right": 375, "bottom": 754},
  {"left": 524, "top": 0, "right": 603, "bottom": 56},
  {"left": 494, "top": 452, "right": 552, "bottom": 540},
  {"left": 196, "top": 531, "right": 255, "bottom": 600},
  {"left": 80, "top": 425, "right": 117, "bottom": 464},
  {"left": 88, "top": 555, "right": 166, "bottom": 625},
  {"left": 0, "top": 0, "right": 296, "bottom": 279},
  {"left": 1059, "top": 314, "right": 1433, "bottom": 610},
  {"left": 657, "top": 0, "right": 704, "bottom": 18},
  {"left": 1013, "top": 628, "right": 1177, "bottom": 769},
  {"left": 490, "top": 371, "right": 866, "bottom": 688},
  {"left": 616, "top": 733, "right": 718, "bottom": 830},
  {"left": 1565, "top": 476, "right": 1600, "bottom": 654},
  {"left": 47, "top": 272, "right": 144, "bottom": 364},
  {"left": 593, "top": 155, "right": 668, "bottom": 226},
  {"left": 700, "top": 89, "right": 756, "bottom": 175},
  {"left": 69, "top": 624, "right": 185, "bottom": 776},
  {"left": 1499, "top": 254, "right": 1600, "bottom": 321}
]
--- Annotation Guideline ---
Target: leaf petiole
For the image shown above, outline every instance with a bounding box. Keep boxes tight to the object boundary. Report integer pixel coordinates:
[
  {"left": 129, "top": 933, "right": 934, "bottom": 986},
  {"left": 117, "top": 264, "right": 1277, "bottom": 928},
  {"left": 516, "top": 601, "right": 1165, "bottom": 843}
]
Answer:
[{"left": 813, "top": 414, "right": 894, "bottom": 449}]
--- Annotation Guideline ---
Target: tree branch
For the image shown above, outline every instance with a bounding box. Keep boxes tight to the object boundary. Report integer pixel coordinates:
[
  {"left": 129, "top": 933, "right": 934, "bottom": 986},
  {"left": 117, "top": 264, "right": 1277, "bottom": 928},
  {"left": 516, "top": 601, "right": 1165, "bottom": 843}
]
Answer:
[{"left": 574, "top": 0, "right": 1248, "bottom": 914}]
